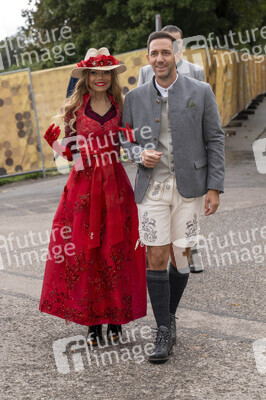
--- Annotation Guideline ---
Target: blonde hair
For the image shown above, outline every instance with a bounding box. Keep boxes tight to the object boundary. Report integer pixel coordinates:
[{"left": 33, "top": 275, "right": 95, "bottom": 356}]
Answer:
[{"left": 54, "top": 70, "right": 124, "bottom": 136}]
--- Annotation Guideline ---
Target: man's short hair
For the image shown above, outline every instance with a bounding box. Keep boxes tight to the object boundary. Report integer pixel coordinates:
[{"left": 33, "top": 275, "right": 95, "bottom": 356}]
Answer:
[
  {"left": 161, "top": 25, "right": 183, "bottom": 38},
  {"left": 147, "top": 31, "right": 176, "bottom": 53}
]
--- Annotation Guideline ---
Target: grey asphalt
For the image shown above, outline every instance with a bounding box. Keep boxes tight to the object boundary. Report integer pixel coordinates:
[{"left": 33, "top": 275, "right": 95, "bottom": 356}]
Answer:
[{"left": 1, "top": 97, "right": 266, "bottom": 400}]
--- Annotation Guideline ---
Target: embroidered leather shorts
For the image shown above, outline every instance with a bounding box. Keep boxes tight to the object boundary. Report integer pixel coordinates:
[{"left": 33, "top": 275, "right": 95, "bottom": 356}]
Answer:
[{"left": 137, "top": 176, "right": 204, "bottom": 248}]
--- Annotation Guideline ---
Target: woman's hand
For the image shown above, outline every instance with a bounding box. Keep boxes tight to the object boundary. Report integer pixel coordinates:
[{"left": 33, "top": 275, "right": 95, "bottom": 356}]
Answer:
[
  {"left": 44, "top": 123, "right": 72, "bottom": 160},
  {"left": 44, "top": 123, "right": 61, "bottom": 147}
]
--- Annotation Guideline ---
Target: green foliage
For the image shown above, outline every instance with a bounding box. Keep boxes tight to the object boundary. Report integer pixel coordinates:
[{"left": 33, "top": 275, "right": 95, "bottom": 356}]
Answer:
[{"left": 2, "top": 0, "right": 265, "bottom": 72}]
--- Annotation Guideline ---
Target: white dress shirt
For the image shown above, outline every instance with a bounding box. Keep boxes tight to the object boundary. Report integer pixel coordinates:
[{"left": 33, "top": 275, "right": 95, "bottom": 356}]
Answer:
[{"left": 155, "top": 74, "right": 178, "bottom": 98}]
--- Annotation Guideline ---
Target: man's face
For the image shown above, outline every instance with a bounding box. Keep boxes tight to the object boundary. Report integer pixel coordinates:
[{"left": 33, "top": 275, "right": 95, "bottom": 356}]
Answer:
[{"left": 147, "top": 38, "right": 177, "bottom": 81}]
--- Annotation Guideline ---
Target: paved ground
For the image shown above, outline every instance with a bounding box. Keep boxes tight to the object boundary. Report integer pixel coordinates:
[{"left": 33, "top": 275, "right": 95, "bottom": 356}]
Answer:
[{"left": 1, "top": 97, "right": 266, "bottom": 400}]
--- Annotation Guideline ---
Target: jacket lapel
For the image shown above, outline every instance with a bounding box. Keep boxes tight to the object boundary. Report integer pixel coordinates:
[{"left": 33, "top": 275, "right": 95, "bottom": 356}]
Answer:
[
  {"left": 168, "top": 73, "right": 189, "bottom": 115},
  {"left": 146, "top": 77, "right": 161, "bottom": 142}
]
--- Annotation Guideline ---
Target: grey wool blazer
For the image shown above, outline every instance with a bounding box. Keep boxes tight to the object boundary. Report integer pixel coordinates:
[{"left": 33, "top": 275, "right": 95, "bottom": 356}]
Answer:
[
  {"left": 137, "top": 59, "right": 205, "bottom": 86},
  {"left": 121, "top": 74, "right": 225, "bottom": 204}
]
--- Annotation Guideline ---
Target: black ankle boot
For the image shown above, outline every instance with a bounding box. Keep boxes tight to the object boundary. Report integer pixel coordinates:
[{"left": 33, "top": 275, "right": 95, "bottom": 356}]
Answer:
[
  {"left": 87, "top": 324, "right": 103, "bottom": 346},
  {"left": 107, "top": 324, "right": 122, "bottom": 342},
  {"left": 148, "top": 326, "right": 172, "bottom": 364}
]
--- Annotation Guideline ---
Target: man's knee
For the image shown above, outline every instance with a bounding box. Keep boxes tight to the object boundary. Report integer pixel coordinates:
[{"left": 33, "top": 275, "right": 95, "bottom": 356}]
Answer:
[{"left": 147, "top": 245, "right": 169, "bottom": 270}]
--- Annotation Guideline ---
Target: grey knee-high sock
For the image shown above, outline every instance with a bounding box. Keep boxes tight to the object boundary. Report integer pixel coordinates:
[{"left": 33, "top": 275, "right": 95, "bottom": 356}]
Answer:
[
  {"left": 147, "top": 270, "right": 170, "bottom": 329},
  {"left": 169, "top": 262, "right": 190, "bottom": 315}
]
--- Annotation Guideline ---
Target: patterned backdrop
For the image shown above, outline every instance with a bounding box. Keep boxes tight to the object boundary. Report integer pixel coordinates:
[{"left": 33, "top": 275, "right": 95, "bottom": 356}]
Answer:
[
  {"left": 0, "top": 69, "right": 40, "bottom": 176},
  {"left": 0, "top": 48, "right": 265, "bottom": 177}
]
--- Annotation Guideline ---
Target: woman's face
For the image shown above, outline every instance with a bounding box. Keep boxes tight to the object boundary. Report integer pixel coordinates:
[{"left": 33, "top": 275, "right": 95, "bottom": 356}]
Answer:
[{"left": 88, "top": 70, "right": 112, "bottom": 93}]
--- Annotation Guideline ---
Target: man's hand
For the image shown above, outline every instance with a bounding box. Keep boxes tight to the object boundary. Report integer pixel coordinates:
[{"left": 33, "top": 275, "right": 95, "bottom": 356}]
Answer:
[
  {"left": 141, "top": 150, "right": 163, "bottom": 168},
  {"left": 204, "top": 189, "right": 220, "bottom": 216}
]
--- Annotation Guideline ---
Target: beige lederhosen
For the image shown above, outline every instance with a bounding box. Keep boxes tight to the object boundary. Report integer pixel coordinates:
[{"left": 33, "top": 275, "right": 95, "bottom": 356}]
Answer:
[{"left": 137, "top": 176, "right": 203, "bottom": 248}]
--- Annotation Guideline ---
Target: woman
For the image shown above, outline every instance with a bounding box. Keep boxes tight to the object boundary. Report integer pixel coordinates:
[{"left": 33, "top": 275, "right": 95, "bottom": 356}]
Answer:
[{"left": 39, "top": 48, "right": 146, "bottom": 346}]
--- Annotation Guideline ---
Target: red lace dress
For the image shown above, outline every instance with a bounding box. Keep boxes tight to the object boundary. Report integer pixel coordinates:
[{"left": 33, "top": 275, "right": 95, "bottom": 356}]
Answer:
[{"left": 39, "top": 92, "right": 147, "bottom": 326}]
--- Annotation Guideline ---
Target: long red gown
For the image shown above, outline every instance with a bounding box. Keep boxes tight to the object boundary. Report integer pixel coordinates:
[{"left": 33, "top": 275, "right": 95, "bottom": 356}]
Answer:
[{"left": 39, "top": 92, "right": 147, "bottom": 326}]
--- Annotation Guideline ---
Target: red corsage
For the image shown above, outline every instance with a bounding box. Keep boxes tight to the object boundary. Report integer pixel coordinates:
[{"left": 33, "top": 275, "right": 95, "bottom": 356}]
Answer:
[
  {"left": 61, "top": 146, "right": 73, "bottom": 160},
  {"left": 76, "top": 55, "right": 119, "bottom": 68},
  {"left": 119, "top": 123, "right": 136, "bottom": 143}
]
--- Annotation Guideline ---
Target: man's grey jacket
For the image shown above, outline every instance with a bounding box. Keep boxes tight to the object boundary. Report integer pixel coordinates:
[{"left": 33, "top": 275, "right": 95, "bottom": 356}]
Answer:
[
  {"left": 137, "top": 59, "right": 205, "bottom": 86},
  {"left": 121, "top": 74, "right": 225, "bottom": 204}
]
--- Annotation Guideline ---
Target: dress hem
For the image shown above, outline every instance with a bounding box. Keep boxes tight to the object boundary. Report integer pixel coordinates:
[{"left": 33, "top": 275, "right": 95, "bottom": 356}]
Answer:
[{"left": 39, "top": 308, "right": 147, "bottom": 327}]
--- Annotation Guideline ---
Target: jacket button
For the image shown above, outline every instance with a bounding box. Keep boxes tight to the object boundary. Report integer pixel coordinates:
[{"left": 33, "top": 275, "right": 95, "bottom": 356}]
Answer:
[
  {"left": 156, "top": 99, "right": 160, "bottom": 103},
  {"left": 153, "top": 137, "right": 158, "bottom": 141},
  {"left": 171, "top": 168, "right": 174, "bottom": 172},
  {"left": 155, "top": 118, "right": 160, "bottom": 123}
]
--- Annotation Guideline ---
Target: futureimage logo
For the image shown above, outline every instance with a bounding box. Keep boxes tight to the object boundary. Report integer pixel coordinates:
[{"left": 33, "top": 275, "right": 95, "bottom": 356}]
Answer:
[
  {"left": 53, "top": 326, "right": 154, "bottom": 374},
  {"left": 197, "top": 225, "right": 266, "bottom": 268},
  {"left": 182, "top": 26, "right": 266, "bottom": 69},
  {"left": 54, "top": 129, "right": 155, "bottom": 174},
  {"left": 0, "top": 226, "right": 75, "bottom": 270},
  {"left": 0, "top": 26, "right": 76, "bottom": 71}
]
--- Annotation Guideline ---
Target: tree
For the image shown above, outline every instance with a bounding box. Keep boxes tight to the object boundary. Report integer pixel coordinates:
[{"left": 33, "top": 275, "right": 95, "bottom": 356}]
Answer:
[{"left": 2, "top": 0, "right": 265, "bottom": 71}]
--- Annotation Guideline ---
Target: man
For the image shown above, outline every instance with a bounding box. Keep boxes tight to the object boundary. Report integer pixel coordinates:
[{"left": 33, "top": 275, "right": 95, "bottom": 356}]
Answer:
[
  {"left": 138, "top": 24, "right": 205, "bottom": 274},
  {"left": 121, "top": 32, "right": 224, "bottom": 363},
  {"left": 138, "top": 25, "right": 204, "bottom": 86}
]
